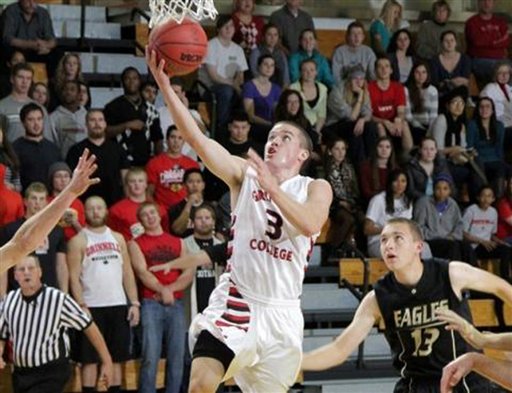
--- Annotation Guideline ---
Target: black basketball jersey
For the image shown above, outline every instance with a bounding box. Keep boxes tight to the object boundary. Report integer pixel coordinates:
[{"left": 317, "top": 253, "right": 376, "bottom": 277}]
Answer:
[{"left": 374, "top": 258, "right": 473, "bottom": 380}]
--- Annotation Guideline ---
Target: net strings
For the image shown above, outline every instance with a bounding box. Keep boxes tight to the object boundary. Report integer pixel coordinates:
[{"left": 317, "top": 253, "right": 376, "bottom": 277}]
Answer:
[{"left": 149, "top": 0, "right": 218, "bottom": 26}]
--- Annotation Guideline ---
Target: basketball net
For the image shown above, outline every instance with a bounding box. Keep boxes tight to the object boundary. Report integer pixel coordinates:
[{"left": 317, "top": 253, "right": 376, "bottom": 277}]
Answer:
[{"left": 149, "top": 0, "right": 218, "bottom": 27}]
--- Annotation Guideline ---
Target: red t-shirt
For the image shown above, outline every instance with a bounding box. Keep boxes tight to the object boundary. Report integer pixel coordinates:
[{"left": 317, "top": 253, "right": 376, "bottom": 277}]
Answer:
[
  {"left": 135, "top": 232, "right": 183, "bottom": 300},
  {"left": 0, "top": 188, "right": 24, "bottom": 227},
  {"left": 465, "top": 14, "right": 509, "bottom": 59},
  {"left": 47, "top": 195, "right": 85, "bottom": 241},
  {"left": 108, "top": 198, "right": 169, "bottom": 241},
  {"left": 496, "top": 197, "right": 512, "bottom": 239},
  {"left": 368, "top": 80, "right": 406, "bottom": 120},
  {"left": 146, "top": 154, "right": 200, "bottom": 210}
]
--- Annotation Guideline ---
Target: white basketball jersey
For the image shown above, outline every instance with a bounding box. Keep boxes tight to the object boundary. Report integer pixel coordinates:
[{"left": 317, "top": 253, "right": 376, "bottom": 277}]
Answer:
[
  {"left": 80, "top": 227, "right": 127, "bottom": 307},
  {"left": 227, "top": 167, "right": 317, "bottom": 301}
]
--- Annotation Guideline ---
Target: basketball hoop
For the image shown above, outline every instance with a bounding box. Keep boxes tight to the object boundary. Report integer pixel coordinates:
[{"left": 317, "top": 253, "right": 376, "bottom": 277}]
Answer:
[{"left": 149, "top": 0, "right": 218, "bottom": 27}]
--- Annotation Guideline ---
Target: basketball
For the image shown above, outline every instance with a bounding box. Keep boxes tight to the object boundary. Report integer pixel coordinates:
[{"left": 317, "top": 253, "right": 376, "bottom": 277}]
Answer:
[{"left": 148, "top": 18, "right": 208, "bottom": 76}]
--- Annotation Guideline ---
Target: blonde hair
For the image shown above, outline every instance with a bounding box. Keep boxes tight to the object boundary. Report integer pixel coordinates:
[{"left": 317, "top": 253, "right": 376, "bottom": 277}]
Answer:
[
  {"left": 54, "top": 53, "right": 84, "bottom": 94},
  {"left": 344, "top": 79, "right": 369, "bottom": 107},
  {"left": 380, "top": 0, "right": 402, "bottom": 31}
]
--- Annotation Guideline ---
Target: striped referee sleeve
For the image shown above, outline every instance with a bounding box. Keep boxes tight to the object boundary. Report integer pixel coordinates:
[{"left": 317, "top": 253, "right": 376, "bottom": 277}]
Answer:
[{"left": 60, "top": 294, "right": 92, "bottom": 331}]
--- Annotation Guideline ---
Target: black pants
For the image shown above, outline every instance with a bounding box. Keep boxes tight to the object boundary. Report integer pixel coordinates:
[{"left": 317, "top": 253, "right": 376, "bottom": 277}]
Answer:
[
  {"left": 427, "top": 239, "right": 477, "bottom": 266},
  {"left": 12, "top": 358, "right": 71, "bottom": 393}
]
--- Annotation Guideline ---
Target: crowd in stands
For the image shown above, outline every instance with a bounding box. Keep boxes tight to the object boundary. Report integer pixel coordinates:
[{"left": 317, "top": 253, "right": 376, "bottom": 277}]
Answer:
[{"left": 1, "top": 0, "right": 512, "bottom": 391}]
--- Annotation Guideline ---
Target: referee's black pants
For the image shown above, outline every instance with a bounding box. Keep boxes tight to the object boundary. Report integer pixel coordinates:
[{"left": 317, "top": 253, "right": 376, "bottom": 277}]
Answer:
[{"left": 12, "top": 358, "right": 71, "bottom": 393}]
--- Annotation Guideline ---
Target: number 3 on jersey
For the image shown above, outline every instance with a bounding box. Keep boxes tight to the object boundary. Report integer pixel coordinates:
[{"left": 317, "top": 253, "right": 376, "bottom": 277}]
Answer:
[
  {"left": 411, "top": 327, "right": 440, "bottom": 356},
  {"left": 265, "top": 209, "right": 283, "bottom": 240}
]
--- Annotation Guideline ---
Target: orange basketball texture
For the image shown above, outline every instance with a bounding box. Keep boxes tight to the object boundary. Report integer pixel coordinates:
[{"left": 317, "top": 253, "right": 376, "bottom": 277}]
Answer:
[{"left": 148, "top": 19, "right": 208, "bottom": 76}]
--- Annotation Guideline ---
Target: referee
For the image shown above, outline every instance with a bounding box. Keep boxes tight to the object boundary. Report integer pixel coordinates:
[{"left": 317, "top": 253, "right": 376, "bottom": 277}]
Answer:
[{"left": 0, "top": 255, "right": 113, "bottom": 393}]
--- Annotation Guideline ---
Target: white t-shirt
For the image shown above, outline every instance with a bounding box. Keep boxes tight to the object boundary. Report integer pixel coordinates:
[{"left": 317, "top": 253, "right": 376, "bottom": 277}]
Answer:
[
  {"left": 198, "top": 37, "right": 248, "bottom": 87},
  {"left": 366, "top": 191, "right": 413, "bottom": 248},
  {"left": 462, "top": 204, "right": 498, "bottom": 248}
]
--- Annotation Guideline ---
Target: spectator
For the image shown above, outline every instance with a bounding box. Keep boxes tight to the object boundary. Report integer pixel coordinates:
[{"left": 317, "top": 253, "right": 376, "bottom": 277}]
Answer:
[
  {"left": 169, "top": 168, "right": 206, "bottom": 238},
  {"left": 331, "top": 20, "right": 376, "bottom": 85},
  {"left": 414, "top": 173, "right": 476, "bottom": 264},
  {"left": 274, "top": 89, "right": 317, "bottom": 149},
  {"left": 430, "top": 31, "right": 471, "bottom": 97},
  {"left": 51, "top": 52, "right": 83, "bottom": 108},
  {"left": 66, "top": 109, "right": 129, "bottom": 206},
  {"left": 387, "top": 28, "right": 415, "bottom": 84},
  {"left": 50, "top": 80, "right": 88, "bottom": 158},
  {"left": 364, "top": 168, "right": 414, "bottom": 257},
  {"left": 324, "top": 137, "right": 362, "bottom": 250},
  {"left": 496, "top": 173, "right": 512, "bottom": 248},
  {"left": 324, "top": 65, "right": 378, "bottom": 164},
  {"left": 47, "top": 161, "right": 85, "bottom": 241},
  {"left": 146, "top": 125, "right": 200, "bottom": 210},
  {"left": 128, "top": 201, "right": 193, "bottom": 393},
  {"left": 429, "top": 86, "right": 485, "bottom": 201},
  {"left": 462, "top": 185, "right": 511, "bottom": 281},
  {"left": 108, "top": 167, "right": 168, "bottom": 241},
  {"left": 1, "top": 0, "right": 59, "bottom": 78},
  {"left": 198, "top": 15, "right": 248, "bottom": 133},
  {"left": 0, "top": 63, "right": 56, "bottom": 143},
  {"left": 289, "top": 29, "right": 334, "bottom": 88},
  {"left": 359, "top": 135, "right": 398, "bottom": 202},
  {"left": 28, "top": 81, "right": 50, "bottom": 110},
  {"left": 0, "top": 125, "right": 21, "bottom": 191},
  {"left": 78, "top": 80, "right": 91, "bottom": 110},
  {"left": 465, "top": 0, "right": 509, "bottom": 86},
  {"left": 175, "top": 202, "right": 224, "bottom": 393},
  {"left": 290, "top": 59, "right": 327, "bottom": 135},
  {"left": 183, "top": 204, "right": 223, "bottom": 313},
  {"left": 231, "top": 0, "right": 265, "bottom": 57},
  {"left": 104, "top": 67, "right": 163, "bottom": 166},
  {"left": 203, "top": 112, "right": 262, "bottom": 202},
  {"left": 158, "top": 77, "right": 207, "bottom": 161},
  {"left": 415, "top": 0, "right": 453, "bottom": 61},
  {"left": 68, "top": 195, "right": 139, "bottom": 393},
  {"left": 12, "top": 103, "right": 61, "bottom": 191},
  {"left": 405, "top": 61, "right": 439, "bottom": 145},
  {"left": 269, "top": 0, "right": 314, "bottom": 54},
  {"left": 406, "top": 136, "right": 451, "bottom": 201},
  {"left": 0, "top": 163, "right": 24, "bottom": 227},
  {"left": 369, "top": 0, "right": 408, "bottom": 55},
  {"left": 368, "top": 56, "right": 413, "bottom": 157},
  {"left": 0, "top": 256, "right": 113, "bottom": 393},
  {"left": 243, "top": 54, "right": 282, "bottom": 142},
  {"left": 480, "top": 61, "right": 512, "bottom": 162},
  {"left": 141, "top": 80, "right": 158, "bottom": 106},
  {"left": 249, "top": 23, "right": 290, "bottom": 87},
  {"left": 467, "top": 97, "right": 506, "bottom": 198},
  {"left": 0, "top": 50, "right": 25, "bottom": 100},
  {"left": 0, "top": 182, "right": 67, "bottom": 296}
]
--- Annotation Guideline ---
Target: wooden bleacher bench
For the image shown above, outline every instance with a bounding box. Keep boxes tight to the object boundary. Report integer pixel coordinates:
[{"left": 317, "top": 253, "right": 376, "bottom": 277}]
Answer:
[
  {"left": 315, "top": 218, "right": 332, "bottom": 245},
  {"left": 339, "top": 257, "right": 388, "bottom": 287}
]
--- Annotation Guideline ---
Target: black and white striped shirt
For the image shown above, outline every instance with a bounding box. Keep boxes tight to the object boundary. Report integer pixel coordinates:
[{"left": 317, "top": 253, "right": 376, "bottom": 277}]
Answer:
[{"left": 0, "top": 285, "right": 91, "bottom": 368}]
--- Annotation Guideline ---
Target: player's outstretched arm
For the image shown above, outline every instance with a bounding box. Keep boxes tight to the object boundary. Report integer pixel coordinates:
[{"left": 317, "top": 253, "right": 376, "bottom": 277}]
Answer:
[
  {"left": 0, "top": 149, "right": 99, "bottom": 274},
  {"left": 146, "top": 48, "right": 245, "bottom": 189},
  {"left": 441, "top": 353, "right": 512, "bottom": 393},
  {"left": 302, "top": 291, "right": 380, "bottom": 371},
  {"left": 247, "top": 149, "right": 332, "bottom": 236},
  {"left": 149, "top": 250, "right": 211, "bottom": 274},
  {"left": 449, "top": 261, "right": 512, "bottom": 308}
]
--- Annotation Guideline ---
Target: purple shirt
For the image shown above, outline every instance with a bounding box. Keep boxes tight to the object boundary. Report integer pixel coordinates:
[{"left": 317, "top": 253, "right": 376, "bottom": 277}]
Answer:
[{"left": 242, "top": 80, "right": 282, "bottom": 122}]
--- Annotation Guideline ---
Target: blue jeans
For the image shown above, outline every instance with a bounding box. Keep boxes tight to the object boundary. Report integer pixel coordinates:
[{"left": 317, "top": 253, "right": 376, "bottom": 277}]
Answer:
[{"left": 139, "top": 299, "right": 186, "bottom": 393}]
